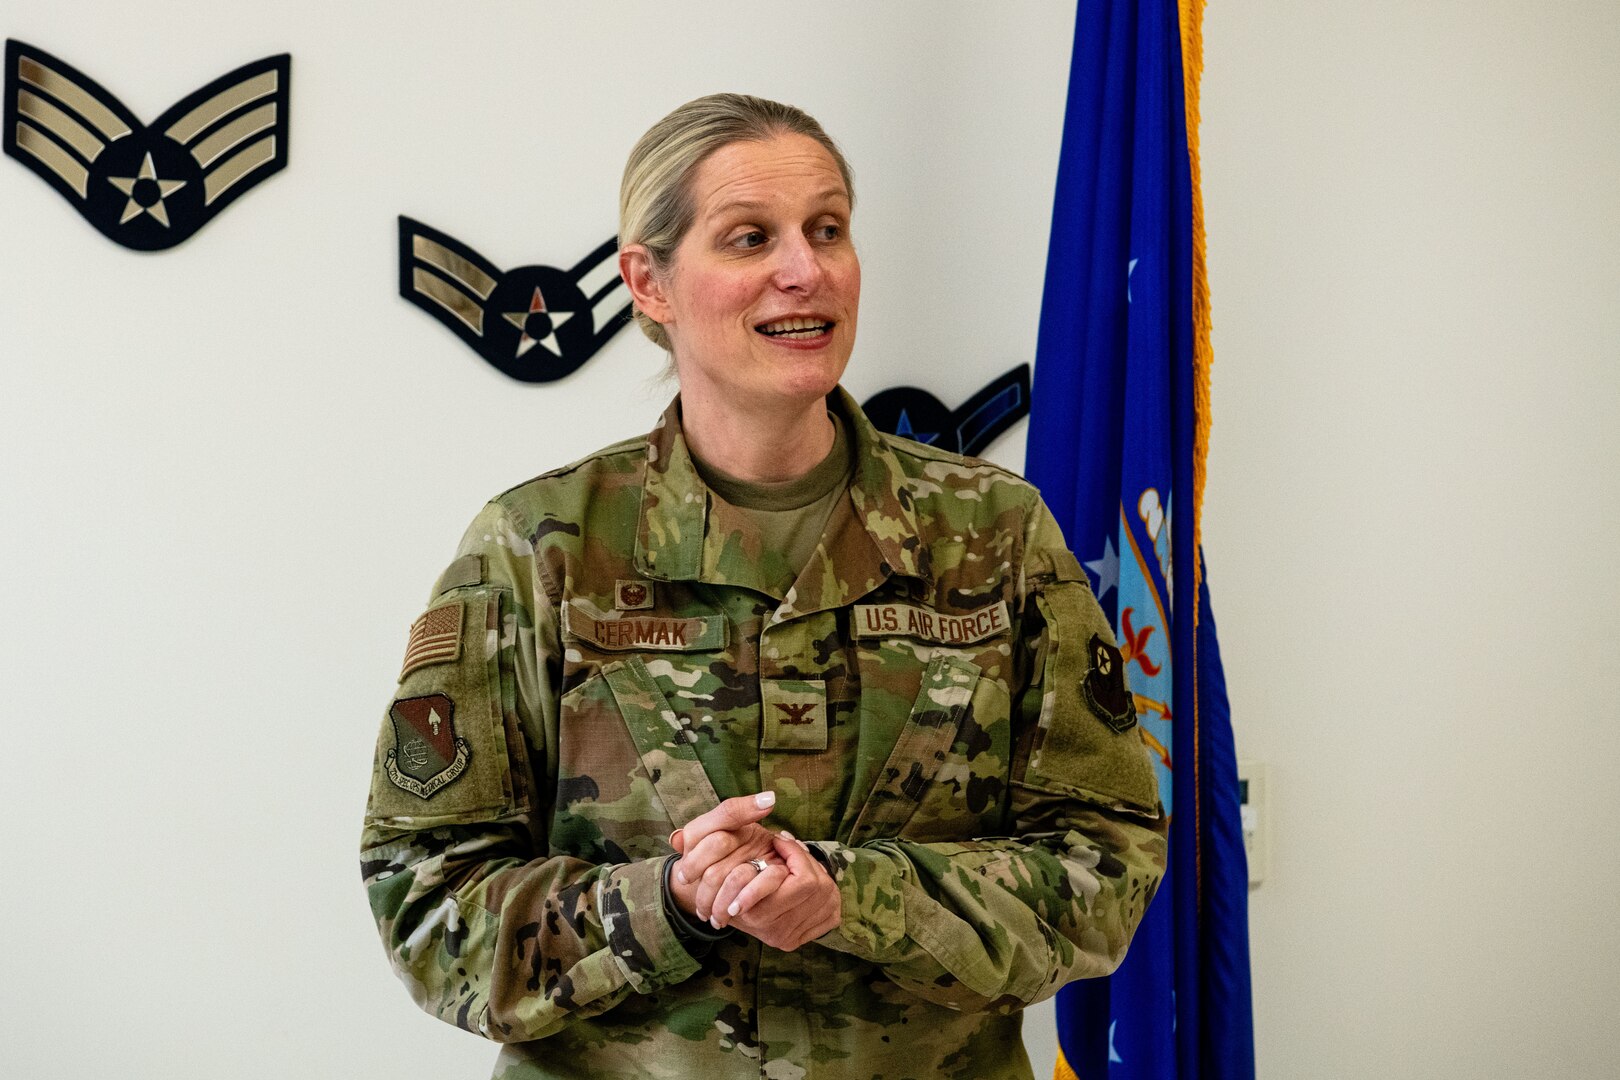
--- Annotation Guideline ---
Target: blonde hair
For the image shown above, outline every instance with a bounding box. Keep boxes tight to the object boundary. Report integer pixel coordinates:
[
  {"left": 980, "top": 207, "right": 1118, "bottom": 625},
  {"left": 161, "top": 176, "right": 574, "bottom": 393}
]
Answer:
[{"left": 619, "top": 93, "right": 854, "bottom": 352}]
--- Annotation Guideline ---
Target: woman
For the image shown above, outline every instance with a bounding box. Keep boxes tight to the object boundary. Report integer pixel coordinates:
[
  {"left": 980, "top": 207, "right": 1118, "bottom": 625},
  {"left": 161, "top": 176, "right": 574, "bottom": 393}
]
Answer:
[{"left": 363, "top": 93, "right": 1166, "bottom": 1080}]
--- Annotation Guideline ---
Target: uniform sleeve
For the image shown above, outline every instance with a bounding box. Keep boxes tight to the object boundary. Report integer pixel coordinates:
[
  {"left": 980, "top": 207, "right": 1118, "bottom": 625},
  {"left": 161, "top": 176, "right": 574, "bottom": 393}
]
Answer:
[
  {"left": 806, "top": 498, "right": 1168, "bottom": 1011},
  {"left": 360, "top": 500, "right": 704, "bottom": 1043}
]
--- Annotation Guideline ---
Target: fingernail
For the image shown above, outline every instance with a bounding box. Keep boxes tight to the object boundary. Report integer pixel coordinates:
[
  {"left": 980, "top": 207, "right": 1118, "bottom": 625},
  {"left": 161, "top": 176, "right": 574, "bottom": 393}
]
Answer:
[
  {"left": 727, "top": 901, "right": 740, "bottom": 917},
  {"left": 709, "top": 916, "right": 721, "bottom": 929},
  {"left": 780, "top": 830, "right": 795, "bottom": 840},
  {"left": 675, "top": 869, "right": 687, "bottom": 884},
  {"left": 755, "top": 791, "right": 776, "bottom": 809},
  {"left": 667, "top": 829, "right": 681, "bottom": 846}
]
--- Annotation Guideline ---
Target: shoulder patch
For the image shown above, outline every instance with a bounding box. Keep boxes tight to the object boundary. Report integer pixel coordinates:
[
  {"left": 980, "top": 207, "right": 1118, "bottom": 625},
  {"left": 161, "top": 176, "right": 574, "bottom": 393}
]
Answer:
[
  {"left": 385, "top": 693, "right": 470, "bottom": 798},
  {"left": 400, "top": 600, "right": 463, "bottom": 681},
  {"left": 1082, "top": 634, "right": 1138, "bottom": 732}
]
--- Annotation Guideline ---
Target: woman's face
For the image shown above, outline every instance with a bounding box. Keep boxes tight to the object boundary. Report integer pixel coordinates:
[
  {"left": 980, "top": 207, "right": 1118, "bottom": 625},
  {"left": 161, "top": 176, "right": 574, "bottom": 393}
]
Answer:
[{"left": 644, "top": 132, "right": 860, "bottom": 415}]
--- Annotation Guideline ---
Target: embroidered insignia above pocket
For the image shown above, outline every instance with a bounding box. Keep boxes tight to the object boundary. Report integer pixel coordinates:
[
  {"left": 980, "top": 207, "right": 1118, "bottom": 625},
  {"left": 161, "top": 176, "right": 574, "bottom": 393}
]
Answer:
[
  {"left": 385, "top": 694, "right": 470, "bottom": 799},
  {"left": 1082, "top": 634, "right": 1137, "bottom": 732},
  {"left": 615, "top": 579, "right": 653, "bottom": 610}
]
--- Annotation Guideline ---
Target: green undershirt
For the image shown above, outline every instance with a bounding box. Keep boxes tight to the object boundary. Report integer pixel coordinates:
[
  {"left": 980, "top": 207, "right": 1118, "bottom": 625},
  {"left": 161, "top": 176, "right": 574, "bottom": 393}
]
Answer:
[{"left": 691, "top": 413, "right": 854, "bottom": 595}]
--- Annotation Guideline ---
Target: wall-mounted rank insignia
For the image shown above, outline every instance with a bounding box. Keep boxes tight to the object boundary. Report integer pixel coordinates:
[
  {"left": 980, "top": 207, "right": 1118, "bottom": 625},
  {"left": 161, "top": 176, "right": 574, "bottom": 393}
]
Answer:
[
  {"left": 386, "top": 694, "right": 470, "bottom": 799},
  {"left": 615, "top": 580, "right": 653, "bottom": 610},
  {"left": 398, "top": 216, "right": 632, "bottom": 383},
  {"left": 1082, "top": 633, "right": 1138, "bottom": 733},
  {"left": 862, "top": 364, "right": 1032, "bottom": 457},
  {"left": 3, "top": 40, "right": 290, "bottom": 251}
]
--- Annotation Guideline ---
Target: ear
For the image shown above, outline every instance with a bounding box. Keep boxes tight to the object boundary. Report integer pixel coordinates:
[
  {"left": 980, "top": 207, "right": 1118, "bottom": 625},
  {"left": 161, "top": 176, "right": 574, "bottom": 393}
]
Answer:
[{"left": 619, "top": 244, "right": 673, "bottom": 325}]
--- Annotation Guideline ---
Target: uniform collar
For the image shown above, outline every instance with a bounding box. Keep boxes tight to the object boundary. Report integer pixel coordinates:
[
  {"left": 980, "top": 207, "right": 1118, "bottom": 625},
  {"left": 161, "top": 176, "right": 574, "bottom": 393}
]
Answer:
[{"left": 633, "top": 387, "right": 926, "bottom": 607}]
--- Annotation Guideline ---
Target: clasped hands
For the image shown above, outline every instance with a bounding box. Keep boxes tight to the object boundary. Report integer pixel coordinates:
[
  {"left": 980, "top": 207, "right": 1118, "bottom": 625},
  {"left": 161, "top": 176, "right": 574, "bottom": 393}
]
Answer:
[{"left": 666, "top": 791, "right": 841, "bottom": 952}]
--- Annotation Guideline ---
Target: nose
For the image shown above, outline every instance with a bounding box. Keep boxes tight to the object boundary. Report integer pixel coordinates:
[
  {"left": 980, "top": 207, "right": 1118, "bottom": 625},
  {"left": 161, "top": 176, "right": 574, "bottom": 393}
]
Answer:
[{"left": 771, "top": 231, "right": 825, "bottom": 293}]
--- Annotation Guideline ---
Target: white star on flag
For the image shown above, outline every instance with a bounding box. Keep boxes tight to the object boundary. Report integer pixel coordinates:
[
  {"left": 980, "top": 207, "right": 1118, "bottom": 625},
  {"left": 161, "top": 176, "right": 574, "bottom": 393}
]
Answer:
[{"left": 1085, "top": 536, "right": 1119, "bottom": 599}]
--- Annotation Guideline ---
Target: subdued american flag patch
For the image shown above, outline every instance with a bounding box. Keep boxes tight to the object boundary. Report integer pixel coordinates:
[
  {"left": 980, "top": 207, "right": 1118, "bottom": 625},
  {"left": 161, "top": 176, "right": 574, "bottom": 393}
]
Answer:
[{"left": 400, "top": 600, "right": 463, "bottom": 681}]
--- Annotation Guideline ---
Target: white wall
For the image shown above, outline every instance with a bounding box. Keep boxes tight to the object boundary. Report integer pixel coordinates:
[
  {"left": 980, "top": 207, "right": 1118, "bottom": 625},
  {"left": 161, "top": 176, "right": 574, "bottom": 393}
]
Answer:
[
  {"left": 0, "top": 3, "right": 1067, "bottom": 1077},
  {"left": 7, "top": 2, "right": 1617, "bottom": 1078},
  {"left": 1200, "top": 2, "right": 1620, "bottom": 1077}
]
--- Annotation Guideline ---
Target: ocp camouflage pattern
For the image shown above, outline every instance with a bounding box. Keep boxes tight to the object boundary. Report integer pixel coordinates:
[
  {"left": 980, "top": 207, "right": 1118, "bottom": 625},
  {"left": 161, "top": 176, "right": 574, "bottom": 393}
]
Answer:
[{"left": 362, "top": 388, "right": 1167, "bottom": 1079}]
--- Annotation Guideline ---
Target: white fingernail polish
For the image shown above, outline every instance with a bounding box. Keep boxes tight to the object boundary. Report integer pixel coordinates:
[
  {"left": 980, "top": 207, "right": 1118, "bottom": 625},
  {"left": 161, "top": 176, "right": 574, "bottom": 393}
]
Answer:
[
  {"left": 755, "top": 791, "right": 776, "bottom": 808},
  {"left": 727, "top": 902, "right": 740, "bottom": 917},
  {"left": 710, "top": 916, "right": 720, "bottom": 929}
]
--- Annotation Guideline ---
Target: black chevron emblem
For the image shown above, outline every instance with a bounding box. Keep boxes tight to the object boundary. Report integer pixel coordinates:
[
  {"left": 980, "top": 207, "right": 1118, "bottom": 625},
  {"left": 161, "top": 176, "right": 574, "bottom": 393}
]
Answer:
[
  {"left": 863, "top": 364, "right": 1032, "bottom": 457},
  {"left": 2, "top": 40, "right": 291, "bottom": 251},
  {"left": 398, "top": 216, "right": 633, "bottom": 384}
]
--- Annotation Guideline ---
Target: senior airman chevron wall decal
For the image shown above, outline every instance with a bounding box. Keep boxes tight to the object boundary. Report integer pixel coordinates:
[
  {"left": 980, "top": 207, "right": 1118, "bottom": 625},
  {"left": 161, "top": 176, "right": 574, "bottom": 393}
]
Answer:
[
  {"left": 398, "top": 216, "right": 633, "bottom": 383},
  {"left": 2, "top": 40, "right": 290, "bottom": 251},
  {"left": 862, "top": 364, "right": 1031, "bottom": 457}
]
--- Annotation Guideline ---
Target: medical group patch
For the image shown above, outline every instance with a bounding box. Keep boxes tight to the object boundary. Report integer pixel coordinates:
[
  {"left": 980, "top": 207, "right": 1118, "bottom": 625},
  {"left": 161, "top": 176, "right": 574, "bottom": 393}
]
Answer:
[
  {"left": 3, "top": 40, "right": 290, "bottom": 250},
  {"left": 398, "top": 216, "right": 632, "bottom": 383},
  {"left": 386, "top": 693, "right": 470, "bottom": 799}
]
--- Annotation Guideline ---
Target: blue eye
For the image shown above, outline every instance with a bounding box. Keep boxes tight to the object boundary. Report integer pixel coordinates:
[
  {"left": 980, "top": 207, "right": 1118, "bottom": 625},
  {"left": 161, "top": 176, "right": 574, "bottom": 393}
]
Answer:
[{"left": 734, "top": 230, "right": 767, "bottom": 249}]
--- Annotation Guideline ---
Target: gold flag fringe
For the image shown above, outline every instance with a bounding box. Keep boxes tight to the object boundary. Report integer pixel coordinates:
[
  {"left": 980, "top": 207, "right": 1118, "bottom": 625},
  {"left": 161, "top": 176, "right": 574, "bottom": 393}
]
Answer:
[{"left": 1179, "top": 0, "right": 1211, "bottom": 619}]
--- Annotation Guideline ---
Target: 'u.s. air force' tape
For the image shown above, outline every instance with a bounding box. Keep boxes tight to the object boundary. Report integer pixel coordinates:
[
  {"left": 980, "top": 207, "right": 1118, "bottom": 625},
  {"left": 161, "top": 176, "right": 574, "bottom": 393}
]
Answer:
[{"left": 851, "top": 601, "right": 1011, "bottom": 645}]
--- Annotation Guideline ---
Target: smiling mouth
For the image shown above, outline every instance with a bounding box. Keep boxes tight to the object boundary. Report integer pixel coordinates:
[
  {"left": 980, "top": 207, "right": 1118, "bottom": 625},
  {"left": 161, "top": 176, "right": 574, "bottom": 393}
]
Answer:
[{"left": 756, "top": 317, "right": 834, "bottom": 339}]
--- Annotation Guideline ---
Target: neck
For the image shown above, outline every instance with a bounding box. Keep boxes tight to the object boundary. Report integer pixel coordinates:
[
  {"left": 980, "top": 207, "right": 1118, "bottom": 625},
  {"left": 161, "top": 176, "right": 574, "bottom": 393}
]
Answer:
[{"left": 679, "top": 387, "right": 836, "bottom": 483}]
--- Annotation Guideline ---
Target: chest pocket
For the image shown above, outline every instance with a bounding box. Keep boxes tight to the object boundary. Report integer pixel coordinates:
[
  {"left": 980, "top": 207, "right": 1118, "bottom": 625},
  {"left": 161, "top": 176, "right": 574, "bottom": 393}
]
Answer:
[
  {"left": 848, "top": 641, "right": 1010, "bottom": 841},
  {"left": 553, "top": 603, "right": 729, "bottom": 862}
]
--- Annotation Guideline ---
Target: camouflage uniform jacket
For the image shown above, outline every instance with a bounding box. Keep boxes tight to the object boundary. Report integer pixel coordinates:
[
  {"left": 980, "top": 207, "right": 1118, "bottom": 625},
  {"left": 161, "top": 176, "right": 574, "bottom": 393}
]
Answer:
[{"left": 362, "top": 388, "right": 1167, "bottom": 1079}]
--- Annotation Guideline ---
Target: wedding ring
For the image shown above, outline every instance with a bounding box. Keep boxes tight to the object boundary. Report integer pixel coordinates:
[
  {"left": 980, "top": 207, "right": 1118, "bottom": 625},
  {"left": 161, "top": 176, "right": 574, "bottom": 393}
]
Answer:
[{"left": 748, "top": 858, "right": 769, "bottom": 873}]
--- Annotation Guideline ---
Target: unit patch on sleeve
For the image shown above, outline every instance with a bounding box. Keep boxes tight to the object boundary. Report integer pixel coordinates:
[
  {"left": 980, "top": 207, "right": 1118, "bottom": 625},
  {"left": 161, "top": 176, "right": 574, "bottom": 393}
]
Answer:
[
  {"left": 1082, "top": 633, "right": 1138, "bottom": 732},
  {"left": 3, "top": 40, "right": 291, "bottom": 251},
  {"left": 400, "top": 600, "right": 463, "bottom": 681},
  {"left": 385, "top": 694, "right": 470, "bottom": 799},
  {"left": 852, "top": 600, "right": 1011, "bottom": 645}
]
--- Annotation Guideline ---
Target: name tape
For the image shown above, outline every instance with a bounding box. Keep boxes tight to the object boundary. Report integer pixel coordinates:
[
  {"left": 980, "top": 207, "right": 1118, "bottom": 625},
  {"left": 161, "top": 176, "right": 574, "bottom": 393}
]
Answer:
[
  {"left": 564, "top": 603, "right": 726, "bottom": 652},
  {"left": 852, "top": 600, "right": 1011, "bottom": 645}
]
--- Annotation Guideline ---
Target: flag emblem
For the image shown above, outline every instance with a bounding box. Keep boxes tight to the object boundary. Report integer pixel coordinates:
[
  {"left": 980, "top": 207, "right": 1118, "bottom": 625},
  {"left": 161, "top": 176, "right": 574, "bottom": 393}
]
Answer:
[
  {"left": 398, "top": 216, "right": 632, "bottom": 383},
  {"left": 385, "top": 694, "right": 470, "bottom": 799},
  {"left": 3, "top": 40, "right": 290, "bottom": 250},
  {"left": 400, "top": 600, "right": 463, "bottom": 681}
]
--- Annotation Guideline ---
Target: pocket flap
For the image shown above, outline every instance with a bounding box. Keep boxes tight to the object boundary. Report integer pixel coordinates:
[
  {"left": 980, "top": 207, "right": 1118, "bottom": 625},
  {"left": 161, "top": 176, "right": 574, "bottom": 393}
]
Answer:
[
  {"left": 601, "top": 657, "right": 722, "bottom": 828},
  {"left": 848, "top": 654, "right": 980, "bottom": 844}
]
